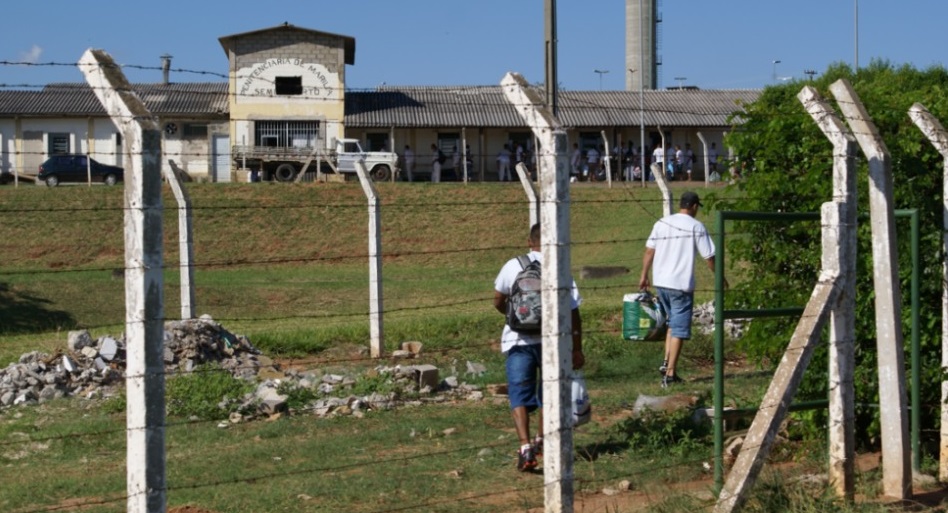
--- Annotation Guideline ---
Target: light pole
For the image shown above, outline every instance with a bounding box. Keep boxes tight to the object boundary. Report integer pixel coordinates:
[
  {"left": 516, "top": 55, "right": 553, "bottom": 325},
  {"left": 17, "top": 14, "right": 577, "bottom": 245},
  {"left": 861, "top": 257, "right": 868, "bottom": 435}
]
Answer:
[
  {"left": 854, "top": 0, "right": 859, "bottom": 71},
  {"left": 772, "top": 60, "right": 781, "bottom": 84},
  {"left": 594, "top": 69, "right": 609, "bottom": 91},
  {"left": 637, "top": 0, "right": 646, "bottom": 186},
  {"left": 804, "top": 69, "right": 817, "bottom": 81},
  {"left": 674, "top": 77, "right": 687, "bottom": 90}
]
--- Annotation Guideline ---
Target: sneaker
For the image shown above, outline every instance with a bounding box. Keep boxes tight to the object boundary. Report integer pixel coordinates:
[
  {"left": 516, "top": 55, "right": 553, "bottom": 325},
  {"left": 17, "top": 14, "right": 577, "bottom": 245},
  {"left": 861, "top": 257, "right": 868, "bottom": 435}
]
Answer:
[
  {"left": 517, "top": 445, "right": 538, "bottom": 472},
  {"left": 658, "top": 360, "right": 668, "bottom": 376},
  {"left": 533, "top": 437, "right": 544, "bottom": 458},
  {"left": 661, "top": 374, "right": 684, "bottom": 389}
]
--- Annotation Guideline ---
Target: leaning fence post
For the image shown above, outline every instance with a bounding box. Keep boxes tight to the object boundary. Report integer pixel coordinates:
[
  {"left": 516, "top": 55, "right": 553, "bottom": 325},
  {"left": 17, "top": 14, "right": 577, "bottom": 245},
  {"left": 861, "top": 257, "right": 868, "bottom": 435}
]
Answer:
[
  {"left": 354, "top": 159, "right": 384, "bottom": 358},
  {"left": 832, "top": 79, "right": 911, "bottom": 499},
  {"left": 502, "top": 71, "right": 574, "bottom": 513},
  {"left": 799, "top": 86, "right": 857, "bottom": 499},
  {"left": 697, "top": 131, "right": 709, "bottom": 187},
  {"left": 649, "top": 162, "right": 673, "bottom": 217},
  {"left": 164, "top": 160, "right": 195, "bottom": 320},
  {"left": 80, "top": 49, "right": 166, "bottom": 513},
  {"left": 515, "top": 162, "right": 540, "bottom": 227},
  {"left": 908, "top": 102, "right": 948, "bottom": 481}
]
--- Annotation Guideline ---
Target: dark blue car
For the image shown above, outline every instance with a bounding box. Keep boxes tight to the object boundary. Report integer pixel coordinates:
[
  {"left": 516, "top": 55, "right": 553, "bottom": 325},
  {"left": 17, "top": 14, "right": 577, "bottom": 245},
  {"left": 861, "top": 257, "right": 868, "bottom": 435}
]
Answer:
[{"left": 38, "top": 155, "right": 124, "bottom": 187}]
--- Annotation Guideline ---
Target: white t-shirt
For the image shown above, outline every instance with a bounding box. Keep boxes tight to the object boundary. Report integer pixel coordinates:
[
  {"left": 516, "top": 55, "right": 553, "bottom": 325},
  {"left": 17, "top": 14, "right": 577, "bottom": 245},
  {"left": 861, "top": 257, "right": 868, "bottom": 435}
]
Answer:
[
  {"left": 494, "top": 250, "right": 582, "bottom": 353},
  {"left": 586, "top": 148, "right": 600, "bottom": 164},
  {"left": 652, "top": 147, "right": 664, "bottom": 163},
  {"left": 645, "top": 213, "right": 715, "bottom": 292}
]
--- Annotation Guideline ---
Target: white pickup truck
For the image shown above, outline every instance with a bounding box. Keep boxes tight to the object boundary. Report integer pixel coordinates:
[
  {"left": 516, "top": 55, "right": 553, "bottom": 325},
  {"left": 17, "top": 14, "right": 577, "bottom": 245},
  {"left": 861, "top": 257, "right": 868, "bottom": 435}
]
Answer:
[{"left": 232, "top": 137, "right": 399, "bottom": 182}]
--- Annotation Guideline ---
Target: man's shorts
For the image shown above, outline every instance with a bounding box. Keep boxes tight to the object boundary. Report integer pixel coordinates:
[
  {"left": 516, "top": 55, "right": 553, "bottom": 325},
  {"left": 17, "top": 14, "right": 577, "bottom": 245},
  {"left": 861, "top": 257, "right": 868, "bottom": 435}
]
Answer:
[
  {"left": 656, "top": 287, "right": 694, "bottom": 340},
  {"left": 506, "top": 344, "right": 542, "bottom": 412}
]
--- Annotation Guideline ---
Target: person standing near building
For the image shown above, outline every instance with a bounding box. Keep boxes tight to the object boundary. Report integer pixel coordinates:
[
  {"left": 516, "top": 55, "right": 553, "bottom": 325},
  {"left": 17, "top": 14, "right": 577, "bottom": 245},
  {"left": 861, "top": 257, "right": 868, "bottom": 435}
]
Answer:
[
  {"left": 497, "top": 144, "right": 512, "bottom": 182},
  {"left": 585, "top": 145, "right": 600, "bottom": 181},
  {"left": 684, "top": 143, "right": 694, "bottom": 181},
  {"left": 708, "top": 142, "right": 719, "bottom": 180},
  {"left": 638, "top": 191, "right": 722, "bottom": 388},
  {"left": 651, "top": 145, "right": 664, "bottom": 182},
  {"left": 493, "top": 223, "right": 584, "bottom": 471},
  {"left": 571, "top": 143, "right": 582, "bottom": 179},
  {"left": 403, "top": 145, "right": 415, "bottom": 182},
  {"left": 431, "top": 143, "right": 443, "bottom": 183}
]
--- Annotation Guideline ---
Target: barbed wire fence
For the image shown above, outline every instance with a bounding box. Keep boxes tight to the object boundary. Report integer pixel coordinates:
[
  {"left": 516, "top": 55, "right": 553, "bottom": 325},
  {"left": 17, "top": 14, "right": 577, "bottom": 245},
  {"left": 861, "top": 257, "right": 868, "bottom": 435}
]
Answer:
[{"left": 0, "top": 58, "right": 912, "bottom": 513}]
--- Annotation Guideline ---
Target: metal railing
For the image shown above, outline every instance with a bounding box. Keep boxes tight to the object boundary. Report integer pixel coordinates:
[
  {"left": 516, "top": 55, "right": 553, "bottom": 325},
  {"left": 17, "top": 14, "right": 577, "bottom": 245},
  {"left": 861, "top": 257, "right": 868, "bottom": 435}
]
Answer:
[{"left": 712, "top": 209, "right": 921, "bottom": 492}]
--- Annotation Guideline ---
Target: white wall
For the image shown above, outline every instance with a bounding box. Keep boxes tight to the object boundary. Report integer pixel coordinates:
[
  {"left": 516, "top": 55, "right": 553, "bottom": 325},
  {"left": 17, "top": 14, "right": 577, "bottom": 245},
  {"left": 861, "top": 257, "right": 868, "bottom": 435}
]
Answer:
[{"left": 0, "top": 120, "right": 12, "bottom": 173}]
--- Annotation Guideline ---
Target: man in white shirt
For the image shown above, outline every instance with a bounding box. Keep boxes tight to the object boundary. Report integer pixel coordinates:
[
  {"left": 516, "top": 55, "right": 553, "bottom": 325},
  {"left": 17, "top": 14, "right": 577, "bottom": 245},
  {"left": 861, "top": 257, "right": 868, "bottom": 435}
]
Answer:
[
  {"left": 638, "top": 192, "right": 723, "bottom": 387},
  {"left": 651, "top": 145, "right": 664, "bottom": 181},
  {"left": 494, "top": 224, "right": 584, "bottom": 471},
  {"left": 497, "top": 144, "right": 512, "bottom": 182},
  {"left": 585, "top": 146, "right": 600, "bottom": 181}
]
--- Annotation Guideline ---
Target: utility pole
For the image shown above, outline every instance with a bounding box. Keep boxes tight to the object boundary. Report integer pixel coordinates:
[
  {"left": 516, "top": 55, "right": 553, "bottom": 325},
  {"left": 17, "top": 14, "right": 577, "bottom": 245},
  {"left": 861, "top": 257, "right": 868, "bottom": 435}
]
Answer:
[{"left": 545, "top": 0, "right": 558, "bottom": 116}]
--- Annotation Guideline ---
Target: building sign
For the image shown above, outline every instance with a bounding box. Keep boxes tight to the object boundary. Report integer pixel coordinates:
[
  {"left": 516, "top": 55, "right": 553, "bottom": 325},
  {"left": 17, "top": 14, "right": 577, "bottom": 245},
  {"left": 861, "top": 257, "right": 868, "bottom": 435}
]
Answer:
[{"left": 236, "top": 58, "right": 340, "bottom": 103}]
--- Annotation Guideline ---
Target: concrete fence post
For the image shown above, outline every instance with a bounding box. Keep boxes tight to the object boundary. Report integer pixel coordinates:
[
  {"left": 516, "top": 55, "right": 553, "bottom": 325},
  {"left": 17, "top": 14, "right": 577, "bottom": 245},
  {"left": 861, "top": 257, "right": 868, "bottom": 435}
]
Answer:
[
  {"left": 653, "top": 125, "right": 673, "bottom": 216},
  {"left": 80, "top": 49, "right": 166, "bottom": 513},
  {"left": 907, "top": 103, "right": 948, "bottom": 481},
  {"left": 354, "top": 159, "right": 384, "bottom": 358},
  {"left": 502, "top": 71, "right": 574, "bottom": 513},
  {"left": 831, "top": 78, "right": 911, "bottom": 499},
  {"left": 600, "top": 130, "right": 612, "bottom": 187},
  {"left": 697, "top": 131, "right": 709, "bottom": 187},
  {"left": 516, "top": 162, "right": 539, "bottom": 228},
  {"left": 799, "top": 86, "right": 857, "bottom": 499},
  {"left": 164, "top": 160, "right": 195, "bottom": 320}
]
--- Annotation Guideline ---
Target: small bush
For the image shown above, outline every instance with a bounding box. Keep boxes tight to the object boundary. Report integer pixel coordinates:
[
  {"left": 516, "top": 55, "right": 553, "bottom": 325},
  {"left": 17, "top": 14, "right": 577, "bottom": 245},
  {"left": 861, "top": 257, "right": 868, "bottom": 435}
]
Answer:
[{"left": 614, "top": 407, "right": 710, "bottom": 456}]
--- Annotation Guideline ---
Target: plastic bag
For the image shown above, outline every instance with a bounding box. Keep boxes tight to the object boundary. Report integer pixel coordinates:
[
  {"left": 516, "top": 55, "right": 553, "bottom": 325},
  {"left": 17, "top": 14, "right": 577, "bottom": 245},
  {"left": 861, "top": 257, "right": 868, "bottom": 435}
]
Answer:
[
  {"left": 622, "top": 290, "right": 667, "bottom": 341},
  {"left": 571, "top": 371, "right": 591, "bottom": 427}
]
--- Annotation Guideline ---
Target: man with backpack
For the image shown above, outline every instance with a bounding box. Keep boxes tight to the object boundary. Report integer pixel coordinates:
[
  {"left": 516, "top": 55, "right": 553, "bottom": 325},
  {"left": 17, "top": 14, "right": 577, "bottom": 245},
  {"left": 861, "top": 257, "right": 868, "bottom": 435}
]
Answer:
[{"left": 493, "top": 223, "right": 584, "bottom": 472}]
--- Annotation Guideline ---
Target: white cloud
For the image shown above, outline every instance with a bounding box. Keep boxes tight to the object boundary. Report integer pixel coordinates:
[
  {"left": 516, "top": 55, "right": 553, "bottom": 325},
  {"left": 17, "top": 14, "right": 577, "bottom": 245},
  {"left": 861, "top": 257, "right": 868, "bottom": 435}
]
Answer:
[{"left": 19, "top": 45, "right": 43, "bottom": 64}]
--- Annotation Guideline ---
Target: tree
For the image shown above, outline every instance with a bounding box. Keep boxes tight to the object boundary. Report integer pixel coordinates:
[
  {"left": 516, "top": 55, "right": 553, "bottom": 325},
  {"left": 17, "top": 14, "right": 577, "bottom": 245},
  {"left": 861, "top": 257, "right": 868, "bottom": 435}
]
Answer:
[{"left": 720, "top": 60, "right": 948, "bottom": 448}]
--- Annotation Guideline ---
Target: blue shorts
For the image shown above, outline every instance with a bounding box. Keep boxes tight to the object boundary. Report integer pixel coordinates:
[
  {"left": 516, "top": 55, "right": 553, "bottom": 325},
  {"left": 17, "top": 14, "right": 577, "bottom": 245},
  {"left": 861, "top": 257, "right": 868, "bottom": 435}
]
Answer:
[
  {"left": 506, "top": 344, "right": 542, "bottom": 412},
  {"left": 656, "top": 287, "right": 694, "bottom": 339}
]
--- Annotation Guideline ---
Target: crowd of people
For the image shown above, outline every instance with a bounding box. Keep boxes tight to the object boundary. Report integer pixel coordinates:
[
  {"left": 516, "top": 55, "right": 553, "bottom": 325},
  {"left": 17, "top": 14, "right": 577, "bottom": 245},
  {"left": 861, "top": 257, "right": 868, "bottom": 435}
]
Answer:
[{"left": 398, "top": 140, "right": 726, "bottom": 183}]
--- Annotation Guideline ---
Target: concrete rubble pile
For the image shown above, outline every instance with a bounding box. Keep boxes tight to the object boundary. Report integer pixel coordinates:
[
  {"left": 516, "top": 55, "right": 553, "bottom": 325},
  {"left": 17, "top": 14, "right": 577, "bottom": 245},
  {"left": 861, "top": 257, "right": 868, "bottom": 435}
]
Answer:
[
  {"left": 692, "top": 301, "right": 748, "bottom": 339},
  {"left": 0, "top": 315, "right": 263, "bottom": 409},
  {"left": 1, "top": 317, "right": 493, "bottom": 423}
]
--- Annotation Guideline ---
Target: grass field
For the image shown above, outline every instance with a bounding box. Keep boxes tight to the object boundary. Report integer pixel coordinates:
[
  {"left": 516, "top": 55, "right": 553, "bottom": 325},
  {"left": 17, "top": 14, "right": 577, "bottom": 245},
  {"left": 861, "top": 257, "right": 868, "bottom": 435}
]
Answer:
[{"left": 0, "top": 180, "right": 932, "bottom": 512}]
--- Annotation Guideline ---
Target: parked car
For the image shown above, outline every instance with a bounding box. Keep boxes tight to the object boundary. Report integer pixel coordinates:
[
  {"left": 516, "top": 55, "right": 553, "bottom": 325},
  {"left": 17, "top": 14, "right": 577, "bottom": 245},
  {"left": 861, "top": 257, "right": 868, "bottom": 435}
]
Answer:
[{"left": 38, "top": 155, "right": 124, "bottom": 187}]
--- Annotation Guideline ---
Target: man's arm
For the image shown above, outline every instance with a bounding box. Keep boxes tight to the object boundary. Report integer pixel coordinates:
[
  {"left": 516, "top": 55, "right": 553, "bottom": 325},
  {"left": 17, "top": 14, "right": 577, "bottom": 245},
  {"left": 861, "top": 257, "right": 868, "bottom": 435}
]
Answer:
[
  {"left": 493, "top": 291, "right": 508, "bottom": 315},
  {"left": 706, "top": 256, "right": 729, "bottom": 289},
  {"left": 639, "top": 247, "right": 655, "bottom": 289}
]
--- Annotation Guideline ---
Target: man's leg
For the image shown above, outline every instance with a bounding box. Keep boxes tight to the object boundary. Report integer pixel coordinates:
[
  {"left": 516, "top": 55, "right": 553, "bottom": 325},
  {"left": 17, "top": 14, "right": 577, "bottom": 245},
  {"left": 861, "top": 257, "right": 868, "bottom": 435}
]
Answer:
[
  {"left": 512, "top": 406, "right": 531, "bottom": 445},
  {"left": 665, "top": 334, "right": 684, "bottom": 377}
]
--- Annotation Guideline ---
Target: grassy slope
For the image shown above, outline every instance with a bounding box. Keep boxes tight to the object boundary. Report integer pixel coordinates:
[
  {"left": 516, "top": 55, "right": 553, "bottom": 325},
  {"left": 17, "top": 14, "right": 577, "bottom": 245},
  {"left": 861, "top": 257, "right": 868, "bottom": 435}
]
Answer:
[
  {"left": 0, "top": 180, "right": 824, "bottom": 513},
  {"left": 0, "top": 180, "right": 723, "bottom": 361}
]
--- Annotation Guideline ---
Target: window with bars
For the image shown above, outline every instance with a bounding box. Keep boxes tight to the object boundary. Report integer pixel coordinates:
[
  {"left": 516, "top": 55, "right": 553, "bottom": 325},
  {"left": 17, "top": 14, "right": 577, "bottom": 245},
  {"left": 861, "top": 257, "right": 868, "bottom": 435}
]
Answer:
[
  {"left": 49, "top": 133, "right": 70, "bottom": 155},
  {"left": 254, "top": 121, "right": 320, "bottom": 148}
]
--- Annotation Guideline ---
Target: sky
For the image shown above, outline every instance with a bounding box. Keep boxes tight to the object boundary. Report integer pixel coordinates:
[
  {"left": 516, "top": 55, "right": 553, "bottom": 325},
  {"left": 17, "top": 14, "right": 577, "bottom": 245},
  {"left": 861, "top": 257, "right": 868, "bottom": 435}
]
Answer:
[{"left": 2, "top": 0, "right": 947, "bottom": 91}]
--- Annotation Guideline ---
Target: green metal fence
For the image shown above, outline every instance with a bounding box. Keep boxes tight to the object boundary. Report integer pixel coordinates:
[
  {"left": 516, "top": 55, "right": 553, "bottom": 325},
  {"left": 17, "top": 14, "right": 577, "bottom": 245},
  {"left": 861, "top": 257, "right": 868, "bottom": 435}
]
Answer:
[{"left": 712, "top": 209, "right": 920, "bottom": 492}]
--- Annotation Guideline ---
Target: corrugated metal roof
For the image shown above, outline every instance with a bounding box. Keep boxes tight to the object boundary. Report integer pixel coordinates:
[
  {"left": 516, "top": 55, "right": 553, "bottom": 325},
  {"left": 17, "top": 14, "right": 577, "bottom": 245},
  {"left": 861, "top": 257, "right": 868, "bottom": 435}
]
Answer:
[
  {"left": 344, "top": 86, "right": 760, "bottom": 128},
  {"left": 0, "top": 82, "right": 759, "bottom": 128},
  {"left": 0, "top": 82, "right": 228, "bottom": 117}
]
